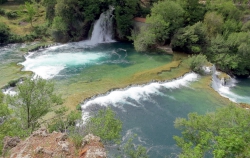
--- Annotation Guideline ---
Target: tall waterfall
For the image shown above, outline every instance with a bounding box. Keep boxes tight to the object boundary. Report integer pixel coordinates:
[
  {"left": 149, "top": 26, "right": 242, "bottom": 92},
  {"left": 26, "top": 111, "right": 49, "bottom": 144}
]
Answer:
[{"left": 90, "top": 6, "right": 115, "bottom": 44}]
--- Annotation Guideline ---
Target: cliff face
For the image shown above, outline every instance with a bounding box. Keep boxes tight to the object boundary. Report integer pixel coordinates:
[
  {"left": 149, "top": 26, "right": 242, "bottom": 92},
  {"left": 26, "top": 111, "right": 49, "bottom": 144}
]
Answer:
[{"left": 3, "top": 128, "right": 106, "bottom": 158}]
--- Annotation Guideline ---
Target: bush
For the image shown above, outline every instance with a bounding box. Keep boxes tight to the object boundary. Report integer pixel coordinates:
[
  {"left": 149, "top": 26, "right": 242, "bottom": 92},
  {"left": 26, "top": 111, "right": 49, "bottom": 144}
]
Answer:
[
  {"left": 187, "top": 54, "right": 208, "bottom": 74},
  {"left": 0, "top": 8, "right": 5, "bottom": 16},
  {"left": 0, "top": 23, "right": 10, "bottom": 44},
  {"left": 85, "top": 107, "right": 122, "bottom": 144},
  {"left": 6, "top": 11, "right": 18, "bottom": 19}
]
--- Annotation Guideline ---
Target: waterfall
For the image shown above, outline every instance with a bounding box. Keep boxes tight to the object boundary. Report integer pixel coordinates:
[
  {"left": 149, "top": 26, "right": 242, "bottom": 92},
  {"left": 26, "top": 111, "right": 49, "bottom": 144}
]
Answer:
[
  {"left": 211, "top": 65, "right": 236, "bottom": 91},
  {"left": 90, "top": 6, "right": 115, "bottom": 45},
  {"left": 211, "top": 65, "right": 246, "bottom": 103}
]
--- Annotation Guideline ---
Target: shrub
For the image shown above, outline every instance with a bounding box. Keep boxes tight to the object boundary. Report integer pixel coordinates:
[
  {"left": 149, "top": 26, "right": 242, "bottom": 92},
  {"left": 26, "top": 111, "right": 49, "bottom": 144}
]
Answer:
[
  {"left": 0, "top": 8, "right": 5, "bottom": 16},
  {"left": 85, "top": 107, "right": 122, "bottom": 144},
  {"left": 6, "top": 11, "right": 18, "bottom": 19},
  {"left": 0, "top": 23, "right": 10, "bottom": 44},
  {"left": 188, "top": 54, "right": 208, "bottom": 74}
]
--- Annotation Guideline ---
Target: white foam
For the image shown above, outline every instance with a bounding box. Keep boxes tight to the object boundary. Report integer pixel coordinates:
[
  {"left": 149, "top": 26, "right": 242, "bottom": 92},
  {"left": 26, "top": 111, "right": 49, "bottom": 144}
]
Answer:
[
  {"left": 90, "top": 6, "right": 115, "bottom": 45},
  {"left": 81, "top": 73, "right": 199, "bottom": 110},
  {"left": 2, "top": 87, "right": 17, "bottom": 96},
  {"left": 20, "top": 52, "right": 109, "bottom": 79},
  {"left": 212, "top": 67, "right": 250, "bottom": 103}
]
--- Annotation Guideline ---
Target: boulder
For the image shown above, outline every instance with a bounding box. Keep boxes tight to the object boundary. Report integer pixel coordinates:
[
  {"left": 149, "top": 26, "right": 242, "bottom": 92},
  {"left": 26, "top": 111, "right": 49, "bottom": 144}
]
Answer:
[{"left": 2, "top": 136, "right": 20, "bottom": 155}]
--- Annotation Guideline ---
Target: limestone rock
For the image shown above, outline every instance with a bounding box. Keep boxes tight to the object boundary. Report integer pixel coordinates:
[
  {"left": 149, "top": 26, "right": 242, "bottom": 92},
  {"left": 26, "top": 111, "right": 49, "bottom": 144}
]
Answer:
[
  {"left": 58, "top": 141, "right": 69, "bottom": 152},
  {"left": 56, "top": 133, "right": 67, "bottom": 141},
  {"left": 32, "top": 128, "right": 48, "bottom": 137},
  {"left": 80, "top": 134, "right": 106, "bottom": 158},
  {"left": 2, "top": 136, "right": 20, "bottom": 155}
]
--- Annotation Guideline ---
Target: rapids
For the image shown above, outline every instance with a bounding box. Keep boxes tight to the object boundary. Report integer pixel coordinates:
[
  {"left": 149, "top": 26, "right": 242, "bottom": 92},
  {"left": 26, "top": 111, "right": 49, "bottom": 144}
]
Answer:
[{"left": 0, "top": 7, "right": 250, "bottom": 158}]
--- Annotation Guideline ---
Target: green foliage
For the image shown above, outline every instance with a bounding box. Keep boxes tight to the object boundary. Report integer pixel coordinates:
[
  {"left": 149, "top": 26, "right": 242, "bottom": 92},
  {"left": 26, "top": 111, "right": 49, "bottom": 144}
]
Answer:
[
  {"left": 114, "top": 0, "right": 139, "bottom": 39},
  {"left": 0, "top": 118, "right": 30, "bottom": 155},
  {"left": 123, "top": 136, "right": 149, "bottom": 158},
  {"left": 223, "top": 19, "right": 242, "bottom": 36},
  {"left": 187, "top": 54, "right": 208, "bottom": 74},
  {"left": 207, "top": 1, "right": 241, "bottom": 21},
  {"left": 148, "top": 0, "right": 184, "bottom": 38},
  {"left": 177, "top": 0, "right": 206, "bottom": 25},
  {"left": 171, "top": 22, "right": 208, "bottom": 54},
  {"left": 23, "top": 1, "right": 37, "bottom": 27},
  {"left": 68, "top": 126, "right": 83, "bottom": 149},
  {"left": 174, "top": 105, "right": 250, "bottom": 158},
  {"left": 85, "top": 107, "right": 122, "bottom": 143},
  {"left": 42, "top": 0, "right": 57, "bottom": 25},
  {"left": 0, "top": 8, "right": 5, "bottom": 16},
  {"left": 204, "top": 12, "right": 224, "bottom": 37},
  {"left": 52, "top": 16, "right": 67, "bottom": 32},
  {"left": 0, "top": 22, "right": 10, "bottom": 44},
  {"left": 48, "top": 106, "right": 81, "bottom": 133},
  {"left": 6, "top": 11, "right": 18, "bottom": 19},
  {"left": 133, "top": 26, "right": 156, "bottom": 52},
  {"left": 0, "top": 92, "right": 10, "bottom": 118},
  {"left": 133, "top": 0, "right": 184, "bottom": 51},
  {"left": 226, "top": 32, "right": 250, "bottom": 76},
  {"left": 7, "top": 78, "right": 63, "bottom": 131},
  {"left": 241, "top": 21, "right": 250, "bottom": 32}
]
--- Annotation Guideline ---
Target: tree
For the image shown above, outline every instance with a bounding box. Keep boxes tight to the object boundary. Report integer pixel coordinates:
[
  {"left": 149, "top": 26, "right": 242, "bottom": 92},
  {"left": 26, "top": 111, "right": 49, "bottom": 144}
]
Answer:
[
  {"left": 133, "top": 0, "right": 184, "bottom": 51},
  {"left": 0, "top": 92, "right": 10, "bottom": 119},
  {"left": 114, "top": 0, "right": 139, "bottom": 39},
  {"left": 187, "top": 54, "right": 208, "bottom": 74},
  {"left": 123, "top": 135, "right": 149, "bottom": 158},
  {"left": 133, "top": 25, "right": 157, "bottom": 52},
  {"left": 174, "top": 105, "right": 250, "bottom": 158},
  {"left": 177, "top": 0, "right": 206, "bottom": 25},
  {"left": 147, "top": 0, "right": 184, "bottom": 38},
  {"left": 7, "top": 78, "right": 63, "bottom": 131},
  {"left": 204, "top": 12, "right": 224, "bottom": 37},
  {"left": 85, "top": 107, "right": 122, "bottom": 143},
  {"left": 171, "top": 22, "right": 208, "bottom": 54},
  {"left": 22, "top": 1, "right": 37, "bottom": 27}
]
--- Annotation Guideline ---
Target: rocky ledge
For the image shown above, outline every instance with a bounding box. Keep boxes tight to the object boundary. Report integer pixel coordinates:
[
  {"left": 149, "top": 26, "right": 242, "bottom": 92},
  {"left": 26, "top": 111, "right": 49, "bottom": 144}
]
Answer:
[{"left": 2, "top": 128, "right": 106, "bottom": 158}]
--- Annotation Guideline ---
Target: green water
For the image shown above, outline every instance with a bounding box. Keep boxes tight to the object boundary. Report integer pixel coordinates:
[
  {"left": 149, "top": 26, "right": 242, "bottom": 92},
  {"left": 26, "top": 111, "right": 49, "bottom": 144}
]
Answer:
[{"left": 1, "top": 42, "right": 249, "bottom": 157}]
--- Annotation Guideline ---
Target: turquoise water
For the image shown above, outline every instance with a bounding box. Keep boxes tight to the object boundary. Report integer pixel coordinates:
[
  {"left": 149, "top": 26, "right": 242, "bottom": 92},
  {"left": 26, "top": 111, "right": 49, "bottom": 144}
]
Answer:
[
  {"left": 0, "top": 44, "right": 24, "bottom": 64},
  {"left": 1, "top": 42, "right": 250, "bottom": 157},
  {"left": 81, "top": 73, "right": 226, "bottom": 157},
  {"left": 231, "top": 78, "right": 250, "bottom": 100}
]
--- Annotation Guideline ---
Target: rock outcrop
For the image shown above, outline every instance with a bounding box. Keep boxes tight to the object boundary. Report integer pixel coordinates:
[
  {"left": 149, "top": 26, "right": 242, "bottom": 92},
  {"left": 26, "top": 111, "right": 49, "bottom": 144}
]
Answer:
[
  {"left": 3, "top": 128, "right": 106, "bottom": 158},
  {"left": 79, "top": 134, "right": 106, "bottom": 158}
]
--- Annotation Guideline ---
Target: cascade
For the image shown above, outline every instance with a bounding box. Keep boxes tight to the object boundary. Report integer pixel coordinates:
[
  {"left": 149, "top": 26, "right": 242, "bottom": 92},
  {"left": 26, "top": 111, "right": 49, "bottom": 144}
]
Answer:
[
  {"left": 211, "top": 65, "right": 235, "bottom": 91},
  {"left": 210, "top": 65, "right": 250, "bottom": 103},
  {"left": 90, "top": 6, "right": 115, "bottom": 44}
]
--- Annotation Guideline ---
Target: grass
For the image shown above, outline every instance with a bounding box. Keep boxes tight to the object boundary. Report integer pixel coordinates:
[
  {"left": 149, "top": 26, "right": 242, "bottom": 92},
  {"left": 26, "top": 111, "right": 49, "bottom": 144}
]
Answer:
[
  {"left": 0, "top": 2, "right": 47, "bottom": 36},
  {"left": 0, "top": 63, "right": 32, "bottom": 88}
]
